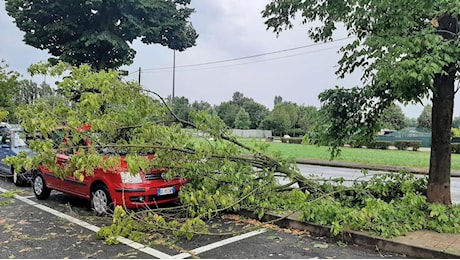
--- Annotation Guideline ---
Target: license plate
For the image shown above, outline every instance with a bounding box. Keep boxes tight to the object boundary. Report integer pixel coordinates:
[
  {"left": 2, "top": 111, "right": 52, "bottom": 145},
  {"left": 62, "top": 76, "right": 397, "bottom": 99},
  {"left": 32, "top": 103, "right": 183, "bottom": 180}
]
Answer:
[{"left": 158, "top": 186, "right": 175, "bottom": 196}]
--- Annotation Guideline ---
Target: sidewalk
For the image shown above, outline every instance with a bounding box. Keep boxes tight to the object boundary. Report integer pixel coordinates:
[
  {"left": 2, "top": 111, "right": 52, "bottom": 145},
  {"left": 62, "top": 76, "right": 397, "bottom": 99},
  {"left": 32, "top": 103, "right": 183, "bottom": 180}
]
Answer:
[
  {"left": 240, "top": 210, "right": 460, "bottom": 259},
  {"left": 288, "top": 159, "right": 460, "bottom": 258}
]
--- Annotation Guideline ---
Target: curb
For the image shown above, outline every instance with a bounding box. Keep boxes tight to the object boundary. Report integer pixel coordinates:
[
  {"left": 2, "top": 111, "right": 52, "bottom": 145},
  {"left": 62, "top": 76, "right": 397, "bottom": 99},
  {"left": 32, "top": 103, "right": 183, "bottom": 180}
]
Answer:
[
  {"left": 295, "top": 159, "right": 460, "bottom": 177},
  {"left": 238, "top": 210, "right": 460, "bottom": 259}
]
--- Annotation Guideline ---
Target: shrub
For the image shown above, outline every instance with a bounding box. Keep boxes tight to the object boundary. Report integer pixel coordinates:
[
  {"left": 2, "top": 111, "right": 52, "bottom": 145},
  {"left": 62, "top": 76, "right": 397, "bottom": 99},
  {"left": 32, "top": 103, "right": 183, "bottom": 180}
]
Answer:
[
  {"left": 349, "top": 139, "right": 363, "bottom": 148},
  {"left": 452, "top": 144, "right": 460, "bottom": 154},
  {"left": 289, "top": 138, "right": 303, "bottom": 144},
  {"left": 280, "top": 137, "right": 302, "bottom": 144},
  {"left": 394, "top": 141, "right": 422, "bottom": 151},
  {"left": 394, "top": 141, "right": 410, "bottom": 150},
  {"left": 366, "top": 141, "right": 391, "bottom": 149},
  {"left": 408, "top": 141, "right": 422, "bottom": 151},
  {"left": 302, "top": 135, "right": 310, "bottom": 145}
]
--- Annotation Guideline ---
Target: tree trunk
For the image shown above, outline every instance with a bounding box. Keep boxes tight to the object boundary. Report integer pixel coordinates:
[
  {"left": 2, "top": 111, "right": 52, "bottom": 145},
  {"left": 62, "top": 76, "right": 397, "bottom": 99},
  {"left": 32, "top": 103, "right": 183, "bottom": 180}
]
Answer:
[
  {"left": 427, "top": 14, "right": 458, "bottom": 205},
  {"left": 428, "top": 70, "right": 454, "bottom": 205}
]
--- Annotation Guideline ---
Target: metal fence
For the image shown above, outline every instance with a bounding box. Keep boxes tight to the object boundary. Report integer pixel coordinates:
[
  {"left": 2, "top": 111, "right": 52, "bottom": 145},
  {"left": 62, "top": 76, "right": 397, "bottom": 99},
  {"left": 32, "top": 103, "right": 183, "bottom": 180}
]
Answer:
[
  {"left": 231, "top": 129, "right": 272, "bottom": 138},
  {"left": 377, "top": 128, "right": 432, "bottom": 147},
  {"left": 187, "top": 129, "right": 272, "bottom": 139}
]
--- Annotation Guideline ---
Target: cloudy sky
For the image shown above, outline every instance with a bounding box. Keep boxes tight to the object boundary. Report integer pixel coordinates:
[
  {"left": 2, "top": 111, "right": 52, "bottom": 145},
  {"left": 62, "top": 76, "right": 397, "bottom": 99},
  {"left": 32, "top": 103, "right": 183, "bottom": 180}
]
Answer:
[{"left": 0, "top": 0, "right": 437, "bottom": 118}]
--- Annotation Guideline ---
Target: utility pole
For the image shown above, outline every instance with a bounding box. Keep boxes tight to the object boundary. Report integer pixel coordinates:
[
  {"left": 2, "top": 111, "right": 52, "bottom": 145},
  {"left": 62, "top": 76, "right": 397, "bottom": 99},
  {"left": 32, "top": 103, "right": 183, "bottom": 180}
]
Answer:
[
  {"left": 172, "top": 50, "right": 176, "bottom": 103},
  {"left": 138, "top": 67, "right": 141, "bottom": 85}
]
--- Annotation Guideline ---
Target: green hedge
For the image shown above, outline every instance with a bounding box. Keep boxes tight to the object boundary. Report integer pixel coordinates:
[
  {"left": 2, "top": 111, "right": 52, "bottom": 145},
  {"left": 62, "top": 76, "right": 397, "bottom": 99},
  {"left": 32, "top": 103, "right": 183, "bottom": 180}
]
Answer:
[
  {"left": 281, "top": 137, "right": 303, "bottom": 144},
  {"left": 366, "top": 141, "right": 392, "bottom": 149},
  {"left": 394, "top": 141, "right": 422, "bottom": 151}
]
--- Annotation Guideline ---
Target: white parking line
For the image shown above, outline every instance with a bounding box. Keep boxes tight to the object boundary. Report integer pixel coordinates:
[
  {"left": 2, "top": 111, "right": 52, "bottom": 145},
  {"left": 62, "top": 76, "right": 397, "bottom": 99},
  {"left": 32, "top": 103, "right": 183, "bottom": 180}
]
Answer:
[
  {"left": 0, "top": 187, "right": 172, "bottom": 259},
  {"left": 0, "top": 187, "right": 267, "bottom": 259},
  {"left": 172, "top": 229, "right": 267, "bottom": 259}
]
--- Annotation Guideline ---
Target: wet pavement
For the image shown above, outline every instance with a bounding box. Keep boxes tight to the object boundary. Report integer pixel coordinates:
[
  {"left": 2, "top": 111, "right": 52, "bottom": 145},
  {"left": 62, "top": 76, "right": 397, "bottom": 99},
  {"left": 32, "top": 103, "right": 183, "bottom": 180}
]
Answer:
[{"left": 0, "top": 176, "right": 404, "bottom": 259}]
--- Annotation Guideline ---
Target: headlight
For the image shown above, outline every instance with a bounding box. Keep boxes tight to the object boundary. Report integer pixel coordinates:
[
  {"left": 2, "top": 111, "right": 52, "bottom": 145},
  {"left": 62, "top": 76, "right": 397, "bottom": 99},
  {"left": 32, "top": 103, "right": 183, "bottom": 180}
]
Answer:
[{"left": 120, "top": 171, "right": 143, "bottom": 184}]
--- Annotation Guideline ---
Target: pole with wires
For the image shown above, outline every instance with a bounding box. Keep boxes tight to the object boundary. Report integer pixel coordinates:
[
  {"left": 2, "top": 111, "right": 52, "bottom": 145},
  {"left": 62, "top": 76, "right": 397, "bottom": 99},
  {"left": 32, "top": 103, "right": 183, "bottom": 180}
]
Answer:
[{"left": 138, "top": 67, "right": 141, "bottom": 85}]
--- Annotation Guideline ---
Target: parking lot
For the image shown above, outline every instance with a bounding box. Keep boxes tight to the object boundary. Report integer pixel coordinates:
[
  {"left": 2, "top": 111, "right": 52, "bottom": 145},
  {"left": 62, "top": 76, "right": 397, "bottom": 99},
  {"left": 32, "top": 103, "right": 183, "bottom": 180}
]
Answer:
[{"left": 0, "top": 177, "right": 403, "bottom": 259}]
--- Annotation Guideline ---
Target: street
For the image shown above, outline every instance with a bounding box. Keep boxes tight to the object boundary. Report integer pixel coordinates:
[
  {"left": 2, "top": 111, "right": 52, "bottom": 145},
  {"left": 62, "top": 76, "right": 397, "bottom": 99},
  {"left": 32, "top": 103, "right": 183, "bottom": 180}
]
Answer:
[{"left": 297, "top": 164, "right": 460, "bottom": 205}]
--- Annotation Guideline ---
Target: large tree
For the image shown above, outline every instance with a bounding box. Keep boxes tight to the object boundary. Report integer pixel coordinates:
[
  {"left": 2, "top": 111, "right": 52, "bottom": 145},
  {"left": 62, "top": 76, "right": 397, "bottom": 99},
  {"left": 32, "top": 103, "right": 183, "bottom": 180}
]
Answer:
[
  {"left": 263, "top": 1, "right": 460, "bottom": 204},
  {"left": 5, "top": 0, "right": 198, "bottom": 71}
]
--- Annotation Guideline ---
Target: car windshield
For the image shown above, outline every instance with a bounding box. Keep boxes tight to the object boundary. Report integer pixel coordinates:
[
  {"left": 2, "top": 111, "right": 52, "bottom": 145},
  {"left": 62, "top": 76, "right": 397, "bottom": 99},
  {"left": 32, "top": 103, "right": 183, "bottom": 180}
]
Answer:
[{"left": 12, "top": 131, "right": 28, "bottom": 148}]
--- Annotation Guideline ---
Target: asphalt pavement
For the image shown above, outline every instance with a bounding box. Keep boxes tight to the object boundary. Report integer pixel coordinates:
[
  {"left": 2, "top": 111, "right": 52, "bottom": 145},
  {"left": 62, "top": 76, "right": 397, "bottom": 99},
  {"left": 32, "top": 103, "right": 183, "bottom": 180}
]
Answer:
[
  {"left": 0, "top": 177, "right": 404, "bottom": 259},
  {"left": 1, "top": 157, "right": 460, "bottom": 259}
]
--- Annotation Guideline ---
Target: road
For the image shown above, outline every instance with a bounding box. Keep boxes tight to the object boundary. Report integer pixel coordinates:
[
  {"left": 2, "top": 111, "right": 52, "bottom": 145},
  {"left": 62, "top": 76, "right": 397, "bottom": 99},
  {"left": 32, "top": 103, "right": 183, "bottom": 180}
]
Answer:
[
  {"left": 297, "top": 164, "right": 460, "bottom": 205},
  {"left": 0, "top": 176, "right": 403, "bottom": 259}
]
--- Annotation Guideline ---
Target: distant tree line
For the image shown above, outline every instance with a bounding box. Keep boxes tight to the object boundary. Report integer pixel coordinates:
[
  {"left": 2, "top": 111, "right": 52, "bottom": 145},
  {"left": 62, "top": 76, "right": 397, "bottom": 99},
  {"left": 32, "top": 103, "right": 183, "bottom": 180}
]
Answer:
[
  {"left": 169, "top": 90, "right": 437, "bottom": 137},
  {"left": 0, "top": 60, "right": 450, "bottom": 138}
]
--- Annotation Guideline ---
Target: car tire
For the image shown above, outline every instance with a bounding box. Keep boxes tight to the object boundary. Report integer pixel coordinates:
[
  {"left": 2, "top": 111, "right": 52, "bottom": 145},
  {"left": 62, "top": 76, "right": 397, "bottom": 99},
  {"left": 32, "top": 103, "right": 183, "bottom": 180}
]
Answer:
[
  {"left": 12, "top": 166, "right": 30, "bottom": 187},
  {"left": 33, "top": 173, "right": 51, "bottom": 200},
  {"left": 91, "top": 184, "right": 112, "bottom": 215}
]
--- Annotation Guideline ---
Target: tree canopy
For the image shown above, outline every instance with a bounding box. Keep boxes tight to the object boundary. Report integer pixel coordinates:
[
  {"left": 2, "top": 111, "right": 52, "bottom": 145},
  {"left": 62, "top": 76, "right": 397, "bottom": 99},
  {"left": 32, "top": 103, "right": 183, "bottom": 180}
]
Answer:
[
  {"left": 0, "top": 61, "right": 20, "bottom": 122},
  {"left": 5, "top": 0, "right": 198, "bottom": 71},
  {"left": 263, "top": 0, "right": 460, "bottom": 204}
]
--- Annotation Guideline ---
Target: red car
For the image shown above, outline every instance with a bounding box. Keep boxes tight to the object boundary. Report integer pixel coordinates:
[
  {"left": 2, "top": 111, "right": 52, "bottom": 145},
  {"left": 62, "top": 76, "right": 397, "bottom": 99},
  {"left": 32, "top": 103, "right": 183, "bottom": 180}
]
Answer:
[{"left": 32, "top": 151, "right": 187, "bottom": 215}]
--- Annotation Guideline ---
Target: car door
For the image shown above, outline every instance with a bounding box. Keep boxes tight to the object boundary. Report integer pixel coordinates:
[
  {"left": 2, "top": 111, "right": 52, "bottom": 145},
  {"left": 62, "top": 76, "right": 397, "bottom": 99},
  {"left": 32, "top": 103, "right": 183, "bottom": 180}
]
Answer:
[
  {"left": 53, "top": 153, "right": 88, "bottom": 197},
  {"left": 0, "top": 131, "right": 14, "bottom": 174}
]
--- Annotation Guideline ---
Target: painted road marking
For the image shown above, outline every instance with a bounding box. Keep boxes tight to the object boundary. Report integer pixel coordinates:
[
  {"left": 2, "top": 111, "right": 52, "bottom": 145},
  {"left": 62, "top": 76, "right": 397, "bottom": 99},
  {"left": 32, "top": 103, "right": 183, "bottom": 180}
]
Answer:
[
  {"left": 0, "top": 187, "right": 172, "bottom": 259},
  {"left": 0, "top": 187, "right": 266, "bottom": 259},
  {"left": 172, "top": 229, "right": 267, "bottom": 259}
]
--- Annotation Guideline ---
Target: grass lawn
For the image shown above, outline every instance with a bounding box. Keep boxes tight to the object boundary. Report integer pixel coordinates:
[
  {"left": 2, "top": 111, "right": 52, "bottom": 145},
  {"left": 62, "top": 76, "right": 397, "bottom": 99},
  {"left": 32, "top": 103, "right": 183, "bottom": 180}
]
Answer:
[{"left": 241, "top": 139, "right": 460, "bottom": 171}]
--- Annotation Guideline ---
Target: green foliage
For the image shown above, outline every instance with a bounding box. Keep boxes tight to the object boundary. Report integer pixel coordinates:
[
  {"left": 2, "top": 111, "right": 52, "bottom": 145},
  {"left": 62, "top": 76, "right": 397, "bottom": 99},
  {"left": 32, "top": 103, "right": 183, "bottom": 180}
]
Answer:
[
  {"left": 417, "top": 105, "right": 432, "bottom": 130},
  {"left": 394, "top": 141, "right": 422, "bottom": 151},
  {"left": 366, "top": 141, "right": 391, "bottom": 150},
  {"left": 97, "top": 206, "right": 208, "bottom": 244},
  {"left": 215, "top": 92, "right": 269, "bottom": 129},
  {"left": 408, "top": 141, "right": 422, "bottom": 151},
  {"left": 10, "top": 62, "right": 460, "bottom": 244},
  {"left": 234, "top": 108, "right": 251, "bottom": 129},
  {"left": 297, "top": 171, "right": 460, "bottom": 238},
  {"left": 452, "top": 143, "right": 460, "bottom": 154},
  {"left": 5, "top": 0, "right": 198, "bottom": 71},
  {"left": 171, "top": 96, "right": 191, "bottom": 122},
  {"left": 215, "top": 101, "right": 240, "bottom": 128},
  {"left": 0, "top": 61, "right": 21, "bottom": 122},
  {"left": 451, "top": 128, "right": 460, "bottom": 137},
  {"left": 9, "top": 62, "right": 318, "bottom": 243},
  {"left": 0, "top": 189, "right": 23, "bottom": 198},
  {"left": 380, "top": 104, "right": 407, "bottom": 130},
  {"left": 262, "top": 2, "right": 460, "bottom": 205},
  {"left": 394, "top": 141, "right": 409, "bottom": 150},
  {"left": 453, "top": 117, "right": 460, "bottom": 129}
]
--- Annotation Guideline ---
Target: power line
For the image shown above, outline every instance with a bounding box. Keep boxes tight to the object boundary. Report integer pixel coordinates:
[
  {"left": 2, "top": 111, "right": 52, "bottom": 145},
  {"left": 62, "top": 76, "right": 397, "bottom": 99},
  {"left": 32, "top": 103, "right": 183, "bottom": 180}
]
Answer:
[
  {"left": 145, "top": 45, "right": 342, "bottom": 73},
  {"left": 142, "top": 36, "right": 354, "bottom": 72}
]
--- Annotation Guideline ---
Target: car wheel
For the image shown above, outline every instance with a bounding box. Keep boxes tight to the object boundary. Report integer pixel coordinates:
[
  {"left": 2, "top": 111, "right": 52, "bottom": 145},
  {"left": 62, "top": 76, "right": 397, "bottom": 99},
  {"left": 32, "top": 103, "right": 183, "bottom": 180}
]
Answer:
[
  {"left": 33, "top": 173, "right": 51, "bottom": 200},
  {"left": 91, "top": 184, "right": 112, "bottom": 215},
  {"left": 12, "top": 167, "right": 30, "bottom": 187}
]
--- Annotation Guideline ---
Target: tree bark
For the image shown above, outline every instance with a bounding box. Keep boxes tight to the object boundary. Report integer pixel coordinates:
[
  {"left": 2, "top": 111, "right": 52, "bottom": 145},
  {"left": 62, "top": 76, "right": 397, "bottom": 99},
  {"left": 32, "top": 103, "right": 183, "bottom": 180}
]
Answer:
[
  {"left": 428, "top": 70, "right": 454, "bottom": 205},
  {"left": 427, "top": 14, "right": 457, "bottom": 205}
]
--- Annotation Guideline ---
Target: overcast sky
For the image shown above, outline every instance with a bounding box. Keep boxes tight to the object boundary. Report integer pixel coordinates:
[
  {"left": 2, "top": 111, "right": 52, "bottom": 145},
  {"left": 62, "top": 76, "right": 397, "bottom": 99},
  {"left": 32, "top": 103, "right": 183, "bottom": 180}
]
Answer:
[{"left": 0, "top": 0, "right": 441, "bottom": 118}]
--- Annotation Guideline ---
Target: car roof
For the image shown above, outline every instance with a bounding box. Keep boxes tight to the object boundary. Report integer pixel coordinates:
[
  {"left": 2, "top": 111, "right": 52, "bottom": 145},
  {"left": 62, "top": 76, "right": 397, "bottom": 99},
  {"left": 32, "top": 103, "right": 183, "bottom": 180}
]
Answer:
[{"left": 0, "top": 122, "right": 21, "bottom": 132}]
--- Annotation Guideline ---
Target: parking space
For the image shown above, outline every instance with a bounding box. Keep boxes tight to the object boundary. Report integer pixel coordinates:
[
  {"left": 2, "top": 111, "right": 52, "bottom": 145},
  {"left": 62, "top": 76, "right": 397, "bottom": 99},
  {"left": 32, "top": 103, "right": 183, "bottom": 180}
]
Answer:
[{"left": 0, "top": 177, "right": 403, "bottom": 259}]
